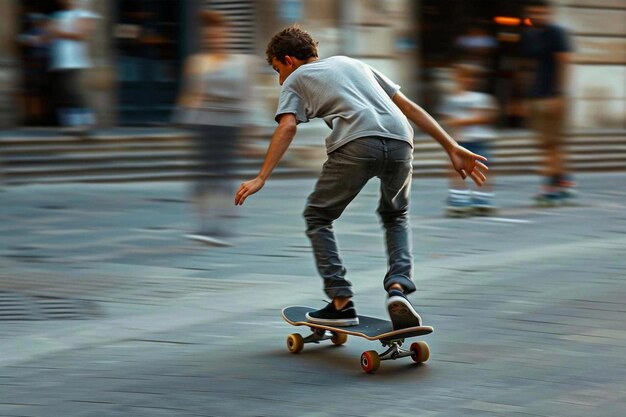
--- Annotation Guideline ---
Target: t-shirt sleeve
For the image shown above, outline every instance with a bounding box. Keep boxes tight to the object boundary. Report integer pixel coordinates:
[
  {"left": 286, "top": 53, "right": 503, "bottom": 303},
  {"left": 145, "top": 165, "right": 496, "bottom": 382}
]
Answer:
[
  {"left": 275, "top": 88, "right": 308, "bottom": 124},
  {"left": 369, "top": 66, "right": 401, "bottom": 98}
]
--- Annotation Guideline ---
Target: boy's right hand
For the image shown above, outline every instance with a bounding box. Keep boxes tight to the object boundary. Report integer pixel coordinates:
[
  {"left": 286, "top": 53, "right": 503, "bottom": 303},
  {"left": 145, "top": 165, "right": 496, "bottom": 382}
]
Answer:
[{"left": 449, "top": 144, "right": 489, "bottom": 186}]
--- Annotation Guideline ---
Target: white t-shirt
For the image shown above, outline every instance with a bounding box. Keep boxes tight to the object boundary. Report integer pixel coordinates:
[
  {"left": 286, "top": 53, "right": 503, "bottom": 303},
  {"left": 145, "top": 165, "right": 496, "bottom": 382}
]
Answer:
[
  {"left": 275, "top": 56, "right": 414, "bottom": 153},
  {"left": 439, "top": 91, "right": 498, "bottom": 142},
  {"left": 49, "top": 9, "right": 96, "bottom": 70}
]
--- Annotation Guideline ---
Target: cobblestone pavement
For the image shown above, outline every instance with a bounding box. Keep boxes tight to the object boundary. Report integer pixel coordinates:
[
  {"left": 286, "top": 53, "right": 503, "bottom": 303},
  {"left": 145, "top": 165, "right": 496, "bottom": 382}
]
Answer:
[{"left": 1, "top": 174, "right": 625, "bottom": 416}]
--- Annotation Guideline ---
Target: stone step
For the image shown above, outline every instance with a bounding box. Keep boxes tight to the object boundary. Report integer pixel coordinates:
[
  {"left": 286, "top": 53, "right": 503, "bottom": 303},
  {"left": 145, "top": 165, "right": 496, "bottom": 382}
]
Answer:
[
  {"left": 0, "top": 167, "right": 316, "bottom": 185},
  {"left": 2, "top": 159, "right": 243, "bottom": 176},
  {"left": 2, "top": 151, "right": 192, "bottom": 165},
  {"left": 3, "top": 152, "right": 623, "bottom": 178},
  {"left": 2, "top": 129, "right": 623, "bottom": 146},
  {"left": 3, "top": 143, "right": 623, "bottom": 166},
  {"left": 5, "top": 160, "right": 624, "bottom": 185},
  {"left": 1, "top": 129, "right": 624, "bottom": 184},
  {"left": 1, "top": 141, "right": 192, "bottom": 156},
  {"left": 0, "top": 128, "right": 190, "bottom": 144},
  {"left": 1, "top": 130, "right": 622, "bottom": 157},
  {"left": 1, "top": 148, "right": 623, "bottom": 168}
]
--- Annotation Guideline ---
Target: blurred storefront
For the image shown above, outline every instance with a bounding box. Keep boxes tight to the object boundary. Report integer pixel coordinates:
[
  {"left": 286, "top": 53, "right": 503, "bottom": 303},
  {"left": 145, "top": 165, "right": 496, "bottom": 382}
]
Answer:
[
  {"left": 115, "top": 0, "right": 188, "bottom": 124},
  {"left": 418, "top": 0, "right": 626, "bottom": 129},
  {"left": 0, "top": 0, "right": 418, "bottom": 128},
  {"left": 0, "top": 0, "right": 623, "bottom": 129}
]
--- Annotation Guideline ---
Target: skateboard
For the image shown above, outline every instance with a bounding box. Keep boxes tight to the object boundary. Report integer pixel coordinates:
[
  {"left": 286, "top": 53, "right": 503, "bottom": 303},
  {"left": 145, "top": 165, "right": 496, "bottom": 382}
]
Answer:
[
  {"left": 473, "top": 205, "right": 498, "bottom": 217},
  {"left": 445, "top": 205, "right": 497, "bottom": 217},
  {"left": 534, "top": 188, "right": 577, "bottom": 207},
  {"left": 445, "top": 204, "right": 473, "bottom": 218},
  {"left": 281, "top": 306, "right": 434, "bottom": 373}
]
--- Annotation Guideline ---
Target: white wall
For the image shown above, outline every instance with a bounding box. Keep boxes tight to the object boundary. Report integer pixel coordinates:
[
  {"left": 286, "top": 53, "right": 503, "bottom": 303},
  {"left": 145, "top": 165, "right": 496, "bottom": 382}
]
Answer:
[{"left": 554, "top": 0, "right": 626, "bottom": 128}]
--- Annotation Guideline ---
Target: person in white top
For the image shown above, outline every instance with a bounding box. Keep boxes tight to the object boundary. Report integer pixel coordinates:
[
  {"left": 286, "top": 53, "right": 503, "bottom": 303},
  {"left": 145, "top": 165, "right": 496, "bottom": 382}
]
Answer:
[
  {"left": 175, "top": 10, "right": 254, "bottom": 246},
  {"left": 48, "top": 0, "right": 98, "bottom": 130},
  {"left": 439, "top": 63, "right": 498, "bottom": 217}
]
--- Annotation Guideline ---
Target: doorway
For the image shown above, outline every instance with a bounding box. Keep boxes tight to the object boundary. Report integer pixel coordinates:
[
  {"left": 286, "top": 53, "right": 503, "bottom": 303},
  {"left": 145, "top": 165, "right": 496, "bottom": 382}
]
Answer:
[
  {"left": 114, "top": 0, "right": 186, "bottom": 125},
  {"left": 15, "top": 0, "right": 60, "bottom": 126}
]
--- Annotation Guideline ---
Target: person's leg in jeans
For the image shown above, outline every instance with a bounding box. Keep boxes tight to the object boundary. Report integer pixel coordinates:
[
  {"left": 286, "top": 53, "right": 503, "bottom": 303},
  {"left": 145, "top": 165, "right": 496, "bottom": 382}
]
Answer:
[
  {"left": 377, "top": 139, "right": 422, "bottom": 328},
  {"left": 303, "top": 138, "right": 379, "bottom": 325},
  {"left": 377, "top": 140, "right": 415, "bottom": 294}
]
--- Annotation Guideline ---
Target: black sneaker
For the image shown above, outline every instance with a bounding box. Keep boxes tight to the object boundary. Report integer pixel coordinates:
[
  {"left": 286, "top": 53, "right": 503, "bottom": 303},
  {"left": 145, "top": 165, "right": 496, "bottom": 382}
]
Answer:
[
  {"left": 306, "top": 301, "right": 359, "bottom": 326},
  {"left": 386, "top": 289, "right": 422, "bottom": 329}
]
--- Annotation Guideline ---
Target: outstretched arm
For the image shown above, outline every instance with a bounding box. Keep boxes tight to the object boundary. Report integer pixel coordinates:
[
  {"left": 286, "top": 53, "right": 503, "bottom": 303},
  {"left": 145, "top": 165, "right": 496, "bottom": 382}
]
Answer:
[
  {"left": 234, "top": 113, "right": 297, "bottom": 206},
  {"left": 392, "top": 91, "right": 488, "bottom": 186}
]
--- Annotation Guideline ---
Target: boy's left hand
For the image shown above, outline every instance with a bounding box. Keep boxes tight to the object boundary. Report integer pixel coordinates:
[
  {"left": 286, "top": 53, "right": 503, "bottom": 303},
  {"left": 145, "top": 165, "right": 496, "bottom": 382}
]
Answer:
[
  {"left": 235, "top": 177, "right": 265, "bottom": 206},
  {"left": 449, "top": 145, "right": 489, "bottom": 186}
]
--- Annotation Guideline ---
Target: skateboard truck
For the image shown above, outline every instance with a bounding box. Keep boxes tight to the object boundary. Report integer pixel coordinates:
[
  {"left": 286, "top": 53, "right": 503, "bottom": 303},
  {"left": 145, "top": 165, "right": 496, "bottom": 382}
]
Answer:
[
  {"left": 302, "top": 329, "right": 333, "bottom": 343},
  {"left": 378, "top": 339, "right": 413, "bottom": 361},
  {"left": 360, "top": 338, "right": 429, "bottom": 373},
  {"left": 287, "top": 328, "right": 348, "bottom": 351}
]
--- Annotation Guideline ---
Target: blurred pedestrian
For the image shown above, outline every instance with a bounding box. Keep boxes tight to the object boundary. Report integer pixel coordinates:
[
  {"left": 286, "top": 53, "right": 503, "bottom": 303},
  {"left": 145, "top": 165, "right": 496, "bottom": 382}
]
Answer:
[
  {"left": 16, "top": 13, "right": 51, "bottom": 126},
  {"left": 520, "top": 0, "right": 574, "bottom": 205},
  {"left": 440, "top": 63, "right": 498, "bottom": 217},
  {"left": 235, "top": 25, "right": 488, "bottom": 329},
  {"left": 455, "top": 23, "right": 497, "bottom": 70},
  {"left": 48, "top": 0, "right": 98, "bottom": 132},
  {"left": 175, "top": 10, "right": 254, "bottom": 246}
]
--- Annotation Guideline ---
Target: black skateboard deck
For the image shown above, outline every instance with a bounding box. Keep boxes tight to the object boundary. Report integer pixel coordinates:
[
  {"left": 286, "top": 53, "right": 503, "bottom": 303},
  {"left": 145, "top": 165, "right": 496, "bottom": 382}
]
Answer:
[
  {"left": 282, "top": 306, "right": 433, "bottom": 341},
  {"left": 281, "top": 306, "right": 434, "bottom": 373}
]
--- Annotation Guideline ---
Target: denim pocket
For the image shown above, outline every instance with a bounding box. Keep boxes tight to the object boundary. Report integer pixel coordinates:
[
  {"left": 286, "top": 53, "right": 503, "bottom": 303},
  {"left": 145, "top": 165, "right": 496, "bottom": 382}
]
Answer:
[{"left": 384, "top": 158, "right": 413, "bottom": 192}]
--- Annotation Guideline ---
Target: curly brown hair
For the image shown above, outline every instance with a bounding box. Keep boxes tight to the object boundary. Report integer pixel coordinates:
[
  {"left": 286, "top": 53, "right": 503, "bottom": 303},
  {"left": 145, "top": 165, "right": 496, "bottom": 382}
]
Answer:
[{"left": 265, "top": 24, "right": 319, "bottom": 65}]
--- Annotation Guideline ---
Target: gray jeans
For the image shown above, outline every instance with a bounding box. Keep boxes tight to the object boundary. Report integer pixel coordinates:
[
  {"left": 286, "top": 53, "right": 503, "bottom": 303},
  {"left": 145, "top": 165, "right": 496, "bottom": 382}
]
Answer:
[{"left": 303, "top": 137, "right": 416, "bottom": 299}]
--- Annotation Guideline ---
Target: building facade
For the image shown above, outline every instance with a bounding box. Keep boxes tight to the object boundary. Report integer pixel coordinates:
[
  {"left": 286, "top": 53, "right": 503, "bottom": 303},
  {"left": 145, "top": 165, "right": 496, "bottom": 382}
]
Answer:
[
  {"left": 0, "top": 0, "right": 419, "bottom": 128},
  {"left": 554, "top": 0, "right": 626, "bottom": 128},
  {"left": 0, "top": 0, "right": 623, "bottom": 129}
]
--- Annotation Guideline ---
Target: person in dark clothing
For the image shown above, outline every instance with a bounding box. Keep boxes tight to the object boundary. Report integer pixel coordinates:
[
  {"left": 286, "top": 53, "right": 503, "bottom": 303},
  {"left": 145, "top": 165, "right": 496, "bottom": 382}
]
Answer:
[
  {"left": 17, "top": 13, "right": 51, "bottom": 125},
  {"left": 520, "top": 0, "right": 574, "bottom": 205}
]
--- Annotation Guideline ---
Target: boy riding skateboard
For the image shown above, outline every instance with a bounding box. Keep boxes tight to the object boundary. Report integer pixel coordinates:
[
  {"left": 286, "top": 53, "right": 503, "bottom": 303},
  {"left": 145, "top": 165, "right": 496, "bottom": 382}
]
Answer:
[{"left": 235, "top": 25, "right": 488, "bottom": 329}]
